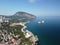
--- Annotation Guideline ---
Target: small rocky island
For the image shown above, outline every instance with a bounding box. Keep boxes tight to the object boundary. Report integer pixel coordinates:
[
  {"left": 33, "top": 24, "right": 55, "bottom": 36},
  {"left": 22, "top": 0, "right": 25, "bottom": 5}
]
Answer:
[{"left": 0, "top": 12, "right": 38, "bottom": 45}]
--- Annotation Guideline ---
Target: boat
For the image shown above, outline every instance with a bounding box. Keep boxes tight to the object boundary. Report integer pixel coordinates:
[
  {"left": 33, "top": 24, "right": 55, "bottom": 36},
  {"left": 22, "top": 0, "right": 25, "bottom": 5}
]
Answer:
[
  {"left": 38, "top": 20, "right": 45, "bottom": 24},
  {"left": 41, "top": 20, "right": 45, "bottom": 23},
  {"left": 38, "top": 21, "right": 41, "bottom": 24}
]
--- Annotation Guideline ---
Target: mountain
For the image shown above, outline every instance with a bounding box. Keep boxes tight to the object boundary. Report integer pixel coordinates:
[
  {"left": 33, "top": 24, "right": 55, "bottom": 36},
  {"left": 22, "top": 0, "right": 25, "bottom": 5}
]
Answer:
[
  {"left": 10, "top": 12, "right": 36, "bottom": 20},
  {"left": 0, "top": 12, "right": 36, "bottom": 22}
]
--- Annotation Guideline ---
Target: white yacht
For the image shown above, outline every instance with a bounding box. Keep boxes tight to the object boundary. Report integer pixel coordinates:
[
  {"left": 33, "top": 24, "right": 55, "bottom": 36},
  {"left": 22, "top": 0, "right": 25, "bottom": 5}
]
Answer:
[
  {"left": 38, "top": 20, "right": 45, "bottom": 24},
  {"left": 41, "top": 20, "right": 45, "bottom": 23},
  {"left": 38, "top": 21, "right": 41, "bottom": 24}
]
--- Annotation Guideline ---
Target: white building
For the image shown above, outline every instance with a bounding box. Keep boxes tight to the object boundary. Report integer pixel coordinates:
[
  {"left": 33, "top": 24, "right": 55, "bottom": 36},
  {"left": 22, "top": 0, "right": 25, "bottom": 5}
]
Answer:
[
  {"left": 0, "top": 16, "right": 9, "bottom": 26},
  {"left": 0, "top": 16, "right": 9, "bottom": 23},
  {"left": 0, "top": 16, "right": 3, "bottom": 23},
  {"left": 25, "top": 30, "right": 31, "bottom": 38}
]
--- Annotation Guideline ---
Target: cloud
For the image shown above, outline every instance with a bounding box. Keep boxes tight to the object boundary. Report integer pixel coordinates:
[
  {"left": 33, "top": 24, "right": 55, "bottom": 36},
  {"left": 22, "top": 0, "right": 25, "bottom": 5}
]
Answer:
[{"left": 28, "top": 0, "right": 36, "bottom": 3}]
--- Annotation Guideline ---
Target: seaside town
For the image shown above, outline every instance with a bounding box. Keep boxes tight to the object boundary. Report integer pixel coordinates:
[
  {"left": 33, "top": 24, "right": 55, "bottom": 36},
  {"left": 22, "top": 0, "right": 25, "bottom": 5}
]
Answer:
[{"left": 0, "top": 16, "right": 38, "bottom": 45}]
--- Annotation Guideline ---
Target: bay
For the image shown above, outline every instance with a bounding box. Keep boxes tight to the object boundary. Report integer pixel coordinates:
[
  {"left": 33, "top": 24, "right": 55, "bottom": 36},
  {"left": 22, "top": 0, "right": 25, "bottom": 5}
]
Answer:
[{"left": 26, "top": 16, "right": 60, "bottom": 45}]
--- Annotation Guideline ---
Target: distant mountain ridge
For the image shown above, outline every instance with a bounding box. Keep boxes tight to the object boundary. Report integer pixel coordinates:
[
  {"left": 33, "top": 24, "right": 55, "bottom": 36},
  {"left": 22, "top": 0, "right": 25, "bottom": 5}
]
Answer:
[
  {"left": 0, "top": 12, "right": 36, "bottom": 22},
  {"left": 11, "top": 12, "right": 36, "bottom": 19}
]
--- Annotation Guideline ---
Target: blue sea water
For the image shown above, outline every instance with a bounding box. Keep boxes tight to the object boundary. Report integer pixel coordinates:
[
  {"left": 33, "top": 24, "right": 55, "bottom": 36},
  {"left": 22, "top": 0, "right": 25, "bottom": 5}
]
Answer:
[{"left": 26, "top": 16, "right": 60, "bottom": 45}]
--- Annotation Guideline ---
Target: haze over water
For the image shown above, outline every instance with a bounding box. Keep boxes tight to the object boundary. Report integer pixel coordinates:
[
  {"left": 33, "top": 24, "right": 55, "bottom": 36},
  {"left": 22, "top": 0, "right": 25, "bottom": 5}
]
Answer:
[{"left": 26, "top": 16, "right": 60, "bottom": 45}]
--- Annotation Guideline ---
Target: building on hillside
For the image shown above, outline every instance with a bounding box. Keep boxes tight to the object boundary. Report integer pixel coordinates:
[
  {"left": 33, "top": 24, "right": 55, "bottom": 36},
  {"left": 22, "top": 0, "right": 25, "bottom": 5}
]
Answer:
[{"left": 0, "top": 16, "right": 9, "bottom": 26}]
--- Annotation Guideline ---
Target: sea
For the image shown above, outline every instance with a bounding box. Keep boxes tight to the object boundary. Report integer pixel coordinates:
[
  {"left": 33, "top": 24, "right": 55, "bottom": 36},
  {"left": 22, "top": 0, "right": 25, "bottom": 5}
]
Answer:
[{"left": 26, "top": 16, "right": 60, "bottom": 45}]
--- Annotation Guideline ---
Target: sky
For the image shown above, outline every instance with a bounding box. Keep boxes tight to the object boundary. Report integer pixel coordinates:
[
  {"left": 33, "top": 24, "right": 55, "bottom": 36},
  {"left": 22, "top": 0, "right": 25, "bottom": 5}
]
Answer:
[{"left": 0, "top": 0, "right": 60, "bottom": 16}]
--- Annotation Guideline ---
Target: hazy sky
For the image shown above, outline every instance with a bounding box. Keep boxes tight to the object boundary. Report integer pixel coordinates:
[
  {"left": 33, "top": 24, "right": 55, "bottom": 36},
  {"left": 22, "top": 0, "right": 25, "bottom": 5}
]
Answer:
[{"left": 0, "top": 0, "right": 60, "bottom": 16}]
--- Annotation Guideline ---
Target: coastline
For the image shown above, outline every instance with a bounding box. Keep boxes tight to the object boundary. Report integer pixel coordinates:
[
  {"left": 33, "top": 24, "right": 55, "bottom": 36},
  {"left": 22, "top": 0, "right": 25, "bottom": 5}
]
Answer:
[
  {"left": 10, "top": 21, "right": 39, "bottom": 45},
  {"left": 21, "top": 21, "right": 39, "bottom": 45}
]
